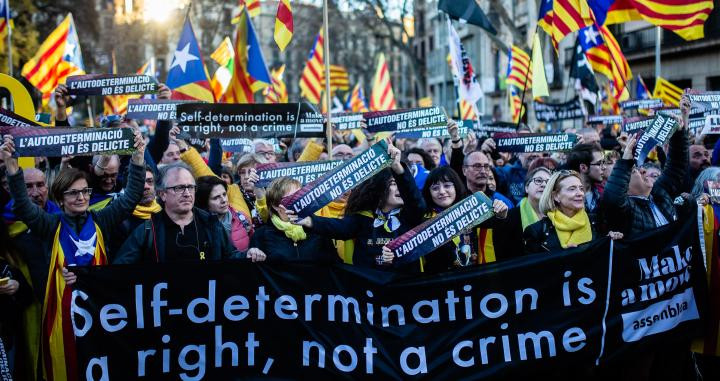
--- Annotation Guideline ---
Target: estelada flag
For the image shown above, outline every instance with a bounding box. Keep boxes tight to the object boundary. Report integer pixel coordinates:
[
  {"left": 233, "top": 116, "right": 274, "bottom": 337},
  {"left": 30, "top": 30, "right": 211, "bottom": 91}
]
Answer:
[{"left": 166, "top": 18, "right": 214, "bottom": 103}]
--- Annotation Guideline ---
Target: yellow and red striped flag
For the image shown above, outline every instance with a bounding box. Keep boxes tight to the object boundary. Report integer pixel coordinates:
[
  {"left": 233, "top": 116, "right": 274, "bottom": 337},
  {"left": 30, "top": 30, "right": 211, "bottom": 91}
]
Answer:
[
  {"left": 274, "top": 0, "right": 293, "bottom": 51},
  {"left": 299, "top": 28, "right": 324, "bottom": 104},
  {"left": 264, "top": 64, "right": 288, "bottom": 103},
  {"left": 460, "top": 99, "right": 477, "bottom": 120},
  {"left": 210, "top": 37, "right": 235, "bottom": 101},
  {"left": 103, "top": 51, "right": 127, "bottom": 115},
  {"left": 0, "top": 0, "right": 12, "bottom": 49},
  {"left": 506, "top": 45, "right": 532, "bottom": 91},
  {"left": 580, "top": 24, "right": 632, "bottom": 101},
  {"left": 232, "top": 0, "right": 260, "bottom": 23},
  {"left": 346, "top": 83, "right": 369, "bottom": 112},
  {"left": 324, "top": 65, "right": 350, "bottom": 92},
  {"left": 653, "top": 77, "right": 683, "bottom": 106},
  {"left": 541, "top": 0, "right": 594, "bottom": 49},
  {"left": 370, "top": 53, "right": 396, "bottom": 111},
  {"left": 21, "top": 13, "right": 85, "bottom": 105},
  {"left": 222, "top": 8, "right": 271, "bottom": 104},
  {"left": 509, "top": 87, "right": 524, "bottom": 123},
  {"left": 605, "top": 0, "right": 714, "bottom": 41}
]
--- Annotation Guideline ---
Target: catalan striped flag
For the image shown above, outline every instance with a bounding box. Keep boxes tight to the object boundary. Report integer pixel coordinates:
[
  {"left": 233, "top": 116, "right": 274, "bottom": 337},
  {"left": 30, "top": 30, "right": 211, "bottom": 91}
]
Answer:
[
  {"left": 325, "top": 65, "right": 350, "bottom": 92},
  {"left": 579, "top": 24, "right": 631, "bottom": 100},
  {"left": 210, "top": 37, "right": 235, "bottom": 101},
  {"left": 604, "top": 0, "right": 714, "bottom": 41},
  {"left": 43, "top": 219, "right": 107, "bottom": 381},
  {"left": 370, "top": 53, "right": 397, "bottom": 111},
  {"left": 538, "top": 0, "right": 593, "bottom": 49},
  {"left": 232, "top": 0, "right": 260, "bottom": 23},
  {"left": 222, "top": 8, "right": 271, "bottom": 103},
  {"left": 264, "top": 64, "right": 288, "bottom": 104},
  {"left": 137, "top": 57, "right": 156, "bottom": 78},
  {"left": 103, "top": 51, "right": 127, "bottom": 115},
  {"left": 21, "top": 13, "right": 85, "bottom": 106},
  {"left": 509, "top": 87, "right": 524, "bottom": 123},
  {"left": 460, "top": 99, "right": 477, "bottom": 120},
  {"left": 506, "top": 45, "right": 531, "bottom": 91},
  {"left": 601, "top": 81, "right": 621, "bottom": 114},
  {"left": 166, "top": 18, "right": 214, "bottom": 103},
  {"left": 0, "top": 0, "right": 11, "bottom": 48},
  {"left": 299, "top": 29, "right": 324, "bottom": 104},
  {"left": 274, "top": 0, "right": 293, "bottom": 51},
  {"left": 345, "top": 83, "right": 369, "bottom": 112},
  {"left": 653, "top": 77, "right": 683, "bottom": 106}
]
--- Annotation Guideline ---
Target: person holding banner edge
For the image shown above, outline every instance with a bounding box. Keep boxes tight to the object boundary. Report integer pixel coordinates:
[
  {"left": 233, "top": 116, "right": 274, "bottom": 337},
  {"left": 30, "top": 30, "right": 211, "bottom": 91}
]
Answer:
[{"left": 1, "top": 129, "right": 146, "bottom": 381}]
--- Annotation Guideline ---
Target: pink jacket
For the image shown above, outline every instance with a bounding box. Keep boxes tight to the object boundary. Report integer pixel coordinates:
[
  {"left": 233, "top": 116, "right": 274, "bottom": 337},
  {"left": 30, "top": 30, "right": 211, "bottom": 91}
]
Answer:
[{"left": 229, "top": 207, "right": 253, "bottom": 252}]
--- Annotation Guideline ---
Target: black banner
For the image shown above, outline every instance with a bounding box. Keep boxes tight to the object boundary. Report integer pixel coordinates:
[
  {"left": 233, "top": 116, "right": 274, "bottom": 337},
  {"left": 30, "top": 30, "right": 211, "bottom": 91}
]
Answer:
[
  {"left": 620, "top": 98, "right": 664, "bottom": 110},
  {"left": 474, "top": 121, "right": 517, "bottom": 136},
  {"left": 494, "top": 133, "right": 577, "bottom": 153},
  {"left": 0, "top": 125, "right": 135, "bottom": 157},
  {"left": 365, "top": 107, "right": 447, "bottom": 133},
  {"left": 686, "top": 90, "right": 720, "bottom": 111},
  {"left": 533, "top": 98, "right": 585, "bottom": 122},
  {"left": 282, "top": 141, "right": 391, "bottom": 219},
  {"left": 331, "top": 113, "right": 364, "bottom": 130},
  {"left": 622, "top": 116, "right": 654, "bottom": 133},
  {"left": 126, "top": 99, "right": 195, "bottom": 120},
  {"left": 587, "top": 115, "right": 623, "bottom": 125},
  {"left": 256, "top": 161, "right": 344, "bottom": 187},
  {"left": 387, "top": 192, "right": 494, "bottom": 263},
  {"left": 634, "top": 113, "right": 678, "bottom": 166},
  {"left": 220, "top": 138, "right": 253, "bottom": 153},
  {"left": 0, "top": 107, "right": 40, "bottom": 127},
  {"left": 394, "top": 124, "right": 469, "bottom": 139},
  {"left": 66, "top": 74, "right": 158, "bottom": 96},
  {"left": 72, "top": 216, "right": 706, "bottom": 379},
  {"left": 176, "top": 103, "right": 325, "bottom": 139},
  {"left": 0, "top": 337, "right": 10, "bottom": 381}
]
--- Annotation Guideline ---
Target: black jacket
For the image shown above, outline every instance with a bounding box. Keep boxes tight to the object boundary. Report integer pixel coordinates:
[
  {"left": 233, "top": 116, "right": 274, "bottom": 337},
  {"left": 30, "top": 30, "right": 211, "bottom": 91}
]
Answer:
[
  {"left": 309, "top": 167, "right": 426, "bottom": 271},
  {"left": 0, "top": 259, "right": 32, "bottom": 350},
  {"left": 492, "top": 205, "right": 526, "bottom": 260},
  {"left": 601, "top": 128, "right": 688, "bottom": 237},
  {"left": 113, "top": 207, "right": 242, "bottom": 264},
  {"left": 249, "top": 223, "right": 338, "bottom": 263},
  {"left": 523, "top": 216, "right": 598, "bottom": 254}
]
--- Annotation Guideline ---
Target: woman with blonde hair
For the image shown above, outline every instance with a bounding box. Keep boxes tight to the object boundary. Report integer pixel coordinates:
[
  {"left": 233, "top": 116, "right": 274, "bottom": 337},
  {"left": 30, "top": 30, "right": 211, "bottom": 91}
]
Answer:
[{"left": 523, "top": 170, "right": 622, "bottom": 253}]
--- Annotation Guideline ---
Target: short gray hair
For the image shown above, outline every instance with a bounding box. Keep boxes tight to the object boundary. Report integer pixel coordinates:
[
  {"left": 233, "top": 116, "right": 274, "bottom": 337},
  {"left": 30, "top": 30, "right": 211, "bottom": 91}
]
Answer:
[{"left": 156, "top": 162, "right": 193, "bottom": 190}]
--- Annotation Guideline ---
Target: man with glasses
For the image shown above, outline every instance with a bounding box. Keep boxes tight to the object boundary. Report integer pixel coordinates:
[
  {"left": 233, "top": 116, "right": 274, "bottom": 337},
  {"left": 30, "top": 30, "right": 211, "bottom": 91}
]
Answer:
[
  {"left": 88, "top": 154, "right": 121, "bottom": 210},
  {"left": 567, "top": 143, "right": 606, "bottom": 215},
  {"left": 114, "top": 163, "right": 242, "bottom": 263},
  {"left": 461, "top": 151, "right": 513, "bottom": 208},
  {"left": 254, "top": 139, "right": 277, "bottom": 163}
]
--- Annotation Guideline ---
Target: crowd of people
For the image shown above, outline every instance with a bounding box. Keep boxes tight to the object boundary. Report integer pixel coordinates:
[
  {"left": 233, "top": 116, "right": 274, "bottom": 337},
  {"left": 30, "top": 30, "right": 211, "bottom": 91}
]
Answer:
[{"left": 0, "top": 84, "right": 718, "bottom": 380}]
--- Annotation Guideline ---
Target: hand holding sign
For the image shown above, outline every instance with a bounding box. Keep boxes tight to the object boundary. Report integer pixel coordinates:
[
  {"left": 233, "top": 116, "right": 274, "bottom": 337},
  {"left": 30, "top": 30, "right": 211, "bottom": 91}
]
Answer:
[{"left": 1, "top": 135, "right": 18, "bottom": 174}]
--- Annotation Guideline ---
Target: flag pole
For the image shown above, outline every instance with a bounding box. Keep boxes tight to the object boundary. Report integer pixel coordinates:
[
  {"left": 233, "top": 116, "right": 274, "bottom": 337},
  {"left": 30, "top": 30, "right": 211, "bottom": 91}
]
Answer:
[
  {"left": 322, "top": 0, "right": 332, "bottom": 159},
  {"left": 6, "top": 0, "right": 12, "bottom": 77},
  {"left": 515, "top": 26, "right": 537, "bottom": 129},
  {"left": 654, "top": 26, "right": 661, "bottom": 80}
]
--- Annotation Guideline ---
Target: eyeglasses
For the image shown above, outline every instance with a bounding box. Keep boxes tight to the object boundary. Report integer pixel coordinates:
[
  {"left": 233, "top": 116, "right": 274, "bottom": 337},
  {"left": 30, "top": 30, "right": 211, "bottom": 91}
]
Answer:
[
  {"left": 165, "top": 184, "right": 196, "bottom": 194},
  {"left": 430, "top": 182, "right": 455, "bottom": 192},
  {"left": 464, "top": 163, "right": 491, "bottom": 171},
  {"left": 531, "top": 178, "right": 548, "bottom": 186},
  {"left": 63, "top": 188, "right": 92, "bottom": 199},
  {"left": 256, "top": 150, "right": 275, "bottom": 158},
  {"left": 589, "top": 160, "right": 607, "bottom": 167}
]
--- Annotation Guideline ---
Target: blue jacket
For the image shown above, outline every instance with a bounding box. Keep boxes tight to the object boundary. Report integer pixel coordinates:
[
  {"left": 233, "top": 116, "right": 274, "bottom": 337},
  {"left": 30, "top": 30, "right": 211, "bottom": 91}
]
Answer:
[{"left": 496, "top": 161, "right": 527, "bottom": 205}]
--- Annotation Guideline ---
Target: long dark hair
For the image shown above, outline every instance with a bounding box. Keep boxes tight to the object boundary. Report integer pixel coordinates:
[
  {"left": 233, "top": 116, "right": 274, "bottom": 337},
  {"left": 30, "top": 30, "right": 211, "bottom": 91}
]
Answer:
[
  {"left": 346, "top": 169, "right": 394, "bottom": 215},
  {"left": 404, "top": 148, "right": 436, "bottom": 170},
  {"left": 422, "top": 167, "right": 468, "bottom": 210},
  {"left": 195, "top": 176, "right": 227, "bottom": 211}
]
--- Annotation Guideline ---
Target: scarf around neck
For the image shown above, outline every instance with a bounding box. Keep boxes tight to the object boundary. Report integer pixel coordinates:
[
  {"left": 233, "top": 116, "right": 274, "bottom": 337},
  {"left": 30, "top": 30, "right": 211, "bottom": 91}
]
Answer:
[
  {"left": 132, "top": 200, "right": 162, "bottom": 220},
  {"left": 373, "top": 208, "right": 401, "bottom": 232},
  {"left": 271, "top": 215, "right": 307, "bottom": 242},
  {"left": 519, "top": 198, "right": 540, "bottom": 230},
  {"left": 546, "top": 209, "right": 592, "bottom": 248}
]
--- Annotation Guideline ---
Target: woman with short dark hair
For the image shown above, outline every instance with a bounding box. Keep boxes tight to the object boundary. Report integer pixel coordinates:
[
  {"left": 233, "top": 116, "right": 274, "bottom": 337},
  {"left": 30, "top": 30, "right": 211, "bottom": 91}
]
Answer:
[{"left": 196, "top": 176, "right": 253, "bottom": 252}]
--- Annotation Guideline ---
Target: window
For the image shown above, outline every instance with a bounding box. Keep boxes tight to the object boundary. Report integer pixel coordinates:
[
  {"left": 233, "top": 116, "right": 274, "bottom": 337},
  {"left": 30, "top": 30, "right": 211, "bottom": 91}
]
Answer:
[{"left": 707, "top": 76, "right": 720, "bottom": 91}]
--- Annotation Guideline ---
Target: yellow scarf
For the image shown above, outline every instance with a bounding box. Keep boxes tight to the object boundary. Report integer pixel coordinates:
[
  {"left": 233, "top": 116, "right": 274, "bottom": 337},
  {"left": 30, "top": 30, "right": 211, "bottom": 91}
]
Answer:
[
  {"left": 271, "top": 215, "right": 307, "bottom": 242},
  {"left": 132, "top": 200, "right": 162, "bottom": 219},
  {"left": 546, "top": 209, "right": 592, "bottom": 248}
]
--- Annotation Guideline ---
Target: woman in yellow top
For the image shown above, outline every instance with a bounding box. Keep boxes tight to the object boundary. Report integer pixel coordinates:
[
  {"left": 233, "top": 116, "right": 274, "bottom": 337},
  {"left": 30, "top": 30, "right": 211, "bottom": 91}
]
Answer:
[{"left": 523, "top": 170, "right": 622, "bottom": 254}]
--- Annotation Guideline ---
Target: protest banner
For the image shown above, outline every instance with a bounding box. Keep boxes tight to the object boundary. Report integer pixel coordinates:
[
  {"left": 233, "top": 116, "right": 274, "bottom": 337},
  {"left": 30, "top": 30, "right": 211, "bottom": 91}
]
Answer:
[
  {"left": 35, "top": 113, "right": 52, "bottom": 124},
  {"left": 0, "top": 107, "right": 40, "bottom": 127},
  {"left": 256, "top": 161, "right": 344, "bottom": 187},
  {"left": 331, "top": 113, "right": 364, "bottom": 130},
  {"left": 634, "top": 113, "right": 679, "bottom": 166},
  {"left": 220, "top": 138, "right": 253, "bottom": 153},
  {"left": 474, "top": 121, "right": 517, "bottom": 136},
  {"left": 126, "top": 99, "right": 195, "bottom": 120},
  {"left": 0, "top": 125, "right": 135, "bottom": 157},
  {"left": 533, "top": 98, "right": 585, "bottom": 122},
  {"left": 394, "top": 123, "right": 469, "bottom": 139},
  {"left": 587, "top": 115, "right": 623, "bottom": 125},
  {"left": 700, "top": 114, "right": 720, "bottom": 135},
  {"left": 686, "top": 89, "right": 720, "bottom": 111},
  {"left": 66, "top": 74, "right": 158, "bottom": 96},
  {"left": 620, "top": 98, "right": 664, "bottom": 110},
  {"left": 176, "top": 103, "right": 325, "bottom": 139},
  {"left": 387, "top": 192, "right": 494, "bottom": 263},
  {"left": 282, "top": 140, "right": 392, "bottom": 218},
  {"left": 494, "top": 133, "right": 577, "bottom": 153},
  {"left": 0, "top": 337, "right": 10, "bottom": 381},
  {"left": 622, "top": 117, "right": 654, "bottom": 133},
  {"left": 364, "top": 107, "right": 447, "bottom": 133},
  {"left": 706, "top": 180, "right": 720, "bottom": 204},
  {"left": 72, "top": 216, "right": 706, "bottom": 379}
]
